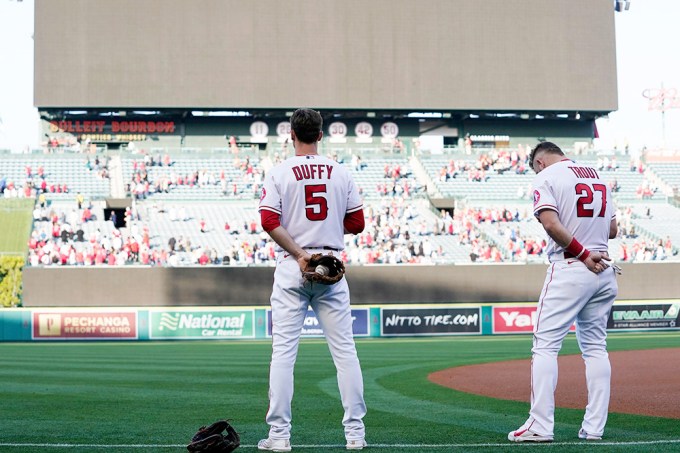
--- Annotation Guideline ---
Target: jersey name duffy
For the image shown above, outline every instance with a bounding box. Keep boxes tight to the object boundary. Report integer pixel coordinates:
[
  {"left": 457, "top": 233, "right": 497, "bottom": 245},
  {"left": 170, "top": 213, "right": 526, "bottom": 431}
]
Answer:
[
  {"left": 259, "top": 155, "right": 363, "bottom": 251},
  {"left": 291, "top": 164, "right": 333, "bottom": 180},
  {"left": 532, "top": 159, "right": 615, "bottom": 258}
]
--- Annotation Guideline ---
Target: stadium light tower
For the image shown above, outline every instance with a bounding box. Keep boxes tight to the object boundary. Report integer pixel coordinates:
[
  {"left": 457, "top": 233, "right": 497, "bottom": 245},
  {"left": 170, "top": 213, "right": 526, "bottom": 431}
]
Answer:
[{"left": 614, "top": 0, "right": 631, "bottom": 12}]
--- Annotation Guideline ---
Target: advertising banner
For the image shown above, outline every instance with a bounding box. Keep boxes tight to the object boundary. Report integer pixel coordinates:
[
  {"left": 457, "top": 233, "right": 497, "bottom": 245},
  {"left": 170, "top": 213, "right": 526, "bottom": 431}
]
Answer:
[
  {"left": 266, "top": 308, "right": 369, "bottom": 337},
  {"left": 149, "top": 310, "right": 255, "bottom": 339},
  {"left": 381, "top": 307, "right": 480, "bottom": 336},
  {"left": 608, "top": 303, "right": 680, "bottom": 330},
  {"left": 32, "top": 311, "right": 137, "bottom": 340},
  {"left": 493, "top": 306, "right": 575, "bottom": 334}
]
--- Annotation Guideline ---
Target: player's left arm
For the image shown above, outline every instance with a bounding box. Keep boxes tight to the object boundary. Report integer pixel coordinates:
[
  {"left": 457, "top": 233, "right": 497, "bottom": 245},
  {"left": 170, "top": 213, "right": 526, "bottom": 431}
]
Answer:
[
  {"left": 344, "top": 209, "right": 365, "bottom": 234},
  {"left": 537, "top": 209, "right": 610, "bottom": 274},
  {"left": 609, "top": 217, "right": 618, "bottom": 239}
]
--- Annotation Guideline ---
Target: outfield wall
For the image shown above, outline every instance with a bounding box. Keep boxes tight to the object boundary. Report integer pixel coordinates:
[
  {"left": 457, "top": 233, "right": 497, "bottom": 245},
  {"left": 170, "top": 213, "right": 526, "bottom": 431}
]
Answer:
[
  {"left": 1, "top": 301, "right": 678, "bottom": 341},
  {"left": 22, "top": 263, "right": 680, "bottom": 307}
]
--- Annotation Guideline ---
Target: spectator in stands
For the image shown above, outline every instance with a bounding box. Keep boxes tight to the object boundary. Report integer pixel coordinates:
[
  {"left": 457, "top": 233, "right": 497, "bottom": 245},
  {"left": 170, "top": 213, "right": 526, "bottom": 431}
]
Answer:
[{"left": 609, "top": 178, "right": 620, "bottom": 193}]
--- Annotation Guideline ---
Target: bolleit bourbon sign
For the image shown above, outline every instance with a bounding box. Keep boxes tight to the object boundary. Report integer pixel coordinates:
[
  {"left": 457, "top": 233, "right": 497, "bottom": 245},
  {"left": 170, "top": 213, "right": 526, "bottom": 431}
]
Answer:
[{"left": 49, "top": 120, "right": 177, "bottom": 142}]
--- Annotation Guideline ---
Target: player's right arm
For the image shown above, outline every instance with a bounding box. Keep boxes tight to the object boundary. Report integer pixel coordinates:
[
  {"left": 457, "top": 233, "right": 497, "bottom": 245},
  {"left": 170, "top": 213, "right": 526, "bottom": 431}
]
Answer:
[
  {"left": 259, "top": 169, "right": 312, "bottom": 272},
  {"left": 264, "top": 222, "right": 312, "bottom": 272}
]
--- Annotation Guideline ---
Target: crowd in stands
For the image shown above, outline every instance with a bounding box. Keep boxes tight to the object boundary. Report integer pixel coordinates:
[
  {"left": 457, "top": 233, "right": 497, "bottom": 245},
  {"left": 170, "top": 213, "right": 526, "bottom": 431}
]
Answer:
[
  {"left": 17, "top": 142, "right": 680, "bottom": 267},
  {"left": 438, "top": 147, "right": 530, "bottom": 183},
  {"left": 0, "top": 155, "right": 109, "bottom": 200},
  {"left": 1, "top": 164, "right": 71, "bottom": 199},
  {"left": 342, "top": 200, "right": 442, "bottom": 264},
  {"left": 126, "top": 154, "right": 265, "bottom": 200},
  {"left": 615, "top": 205, "right": 675, "bottom": 262},
  {"left": 617, "top": 237, "right": 674, "bottom": 262},
  {"left": 85, "top": 155, "right": 111, "bottom": 179},
  {"left": 375, "top": 162, "right": 422, "bottom": 198},
  {"left": 27, "top": 203, "right": 161, "bottom": 266},
  {"left": 25, "top": 196, "right": 556, "bottom": 267}
]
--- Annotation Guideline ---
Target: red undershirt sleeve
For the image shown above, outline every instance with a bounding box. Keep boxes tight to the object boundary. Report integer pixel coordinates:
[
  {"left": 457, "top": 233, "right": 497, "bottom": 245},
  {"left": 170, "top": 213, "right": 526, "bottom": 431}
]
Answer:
[
  {"left": 260, "top": 210, "right": 281, "bottom": 233},
  {"left": 343, "top": 209, "right": 365, "bottom": 234}
]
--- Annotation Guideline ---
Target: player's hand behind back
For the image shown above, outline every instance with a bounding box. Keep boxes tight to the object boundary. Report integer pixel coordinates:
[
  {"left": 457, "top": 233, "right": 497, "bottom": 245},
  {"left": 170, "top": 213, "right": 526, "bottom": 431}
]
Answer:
[
  {"left": 297, "top": 253, "right": 312, "bottom": 274},
  {"left": 584, "top": 251, "right": 611, "bottom": 274}
]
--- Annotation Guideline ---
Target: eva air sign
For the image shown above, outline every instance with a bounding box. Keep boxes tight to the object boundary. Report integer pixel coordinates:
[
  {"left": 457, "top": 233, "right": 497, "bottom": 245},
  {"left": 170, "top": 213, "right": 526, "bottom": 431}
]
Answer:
[{"left": 150, "top": 310, "right": 255, "bottom": 339}]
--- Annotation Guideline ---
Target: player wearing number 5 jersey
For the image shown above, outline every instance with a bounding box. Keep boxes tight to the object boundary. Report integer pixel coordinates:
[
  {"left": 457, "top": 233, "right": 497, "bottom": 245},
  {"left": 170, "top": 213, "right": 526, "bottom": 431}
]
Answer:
[
  {"left": 258, "top": 109, "right": 367, "bottom": 452},
  {"left": 509, "top": 142, "right": 619, "bottom": 443}
]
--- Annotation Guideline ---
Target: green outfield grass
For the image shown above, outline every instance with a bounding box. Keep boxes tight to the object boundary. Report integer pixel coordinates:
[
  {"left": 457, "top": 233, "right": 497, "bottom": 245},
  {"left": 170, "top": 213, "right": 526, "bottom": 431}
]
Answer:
[
  {"left": 0, "top": 198, "right": 34, "bottom": 254},
  {"left": 0, "top": 332, "right": 678, "bottom": 452}
]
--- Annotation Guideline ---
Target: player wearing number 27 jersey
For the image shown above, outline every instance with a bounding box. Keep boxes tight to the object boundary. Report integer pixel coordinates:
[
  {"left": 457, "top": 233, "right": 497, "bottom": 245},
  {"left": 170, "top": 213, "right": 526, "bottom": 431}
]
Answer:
[
  {"left": 257, "top": 109, "right": 367, "bottom": 452},
  {"left": 509, "top": 142, "right": 619, "bottom": 443}
]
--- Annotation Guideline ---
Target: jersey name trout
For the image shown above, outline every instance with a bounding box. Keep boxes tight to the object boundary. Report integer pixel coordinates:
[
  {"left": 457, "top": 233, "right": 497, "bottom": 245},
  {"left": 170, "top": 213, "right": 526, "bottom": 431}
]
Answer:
[
  {"left": 291, "top": 164, "right": 334, "bottom": 181},
  {"left": 567, "top": 166, "right": 600, "bottom": 179}
]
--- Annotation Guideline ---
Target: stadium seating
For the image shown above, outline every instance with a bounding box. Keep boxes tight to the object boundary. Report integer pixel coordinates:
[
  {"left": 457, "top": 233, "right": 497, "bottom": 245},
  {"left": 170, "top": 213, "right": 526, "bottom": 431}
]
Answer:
[
  {"left": 0, "top": 154, "right": 110, "bottom": 200},
  {"left": 6, "top": 147, "right": 680, "bottom": 266}
]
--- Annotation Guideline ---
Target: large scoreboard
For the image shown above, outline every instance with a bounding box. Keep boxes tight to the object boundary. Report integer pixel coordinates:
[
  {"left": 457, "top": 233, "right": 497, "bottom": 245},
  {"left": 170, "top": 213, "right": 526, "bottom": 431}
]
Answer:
[{"left": 35, "top": 0, "right": 617, "bottom": 114}]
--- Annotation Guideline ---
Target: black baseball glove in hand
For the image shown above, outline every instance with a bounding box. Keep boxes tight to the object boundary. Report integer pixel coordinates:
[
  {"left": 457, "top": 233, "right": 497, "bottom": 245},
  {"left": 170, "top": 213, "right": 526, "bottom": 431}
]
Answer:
[
  {"left": 302, "top": 253, "right": 346, "bottom": 285},
  {"left": 187, "top": 420, "right": 240, "bottom": 453}
]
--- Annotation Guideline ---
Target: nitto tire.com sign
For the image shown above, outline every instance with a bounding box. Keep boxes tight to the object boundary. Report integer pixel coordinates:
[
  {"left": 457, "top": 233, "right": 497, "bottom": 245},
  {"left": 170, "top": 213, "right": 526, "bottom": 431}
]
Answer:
[
  {"left": 150, "top": 310, "right": 255, "bottom": 339},
  {"left": 381, "top": 307, "right": 480, "bottom": 336}
]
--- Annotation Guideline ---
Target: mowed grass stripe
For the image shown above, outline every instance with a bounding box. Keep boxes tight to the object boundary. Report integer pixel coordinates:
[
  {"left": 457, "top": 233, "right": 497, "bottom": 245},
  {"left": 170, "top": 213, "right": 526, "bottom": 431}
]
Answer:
[
  {"left": 0, "top": 334, "right": 678, "bottom": 453},
  {"left": 0, "top": 198, "right": 34, "bottom": 253}
]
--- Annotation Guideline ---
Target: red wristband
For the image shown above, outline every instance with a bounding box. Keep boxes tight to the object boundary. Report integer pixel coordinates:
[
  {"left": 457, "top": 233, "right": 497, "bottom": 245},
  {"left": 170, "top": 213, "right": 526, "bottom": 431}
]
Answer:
[{"left": 566, "top": 237, "right": 591, "bottom": 262}]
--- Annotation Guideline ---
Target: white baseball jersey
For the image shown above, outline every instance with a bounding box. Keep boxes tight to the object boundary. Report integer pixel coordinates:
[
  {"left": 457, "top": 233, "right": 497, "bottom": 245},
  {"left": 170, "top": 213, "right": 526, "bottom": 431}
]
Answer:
[
  {"left": 532, "top": 159, "right": 616, "bottom": 258},
  {"left": 512, "top": 157, "right": 619, "bottom": 440},
  {"left": 259, "top": 153, "right": 367, "bottom": 444},
  {"left": 259, "top": 154, "right": 363, "bottom": 251}
]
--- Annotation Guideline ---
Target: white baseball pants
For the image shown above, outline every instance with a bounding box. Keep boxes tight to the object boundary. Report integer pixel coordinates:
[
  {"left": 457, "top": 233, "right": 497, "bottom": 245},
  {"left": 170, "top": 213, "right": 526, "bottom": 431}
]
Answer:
[
  {"left": 265, "top": 253, "right": 366, "bottom": 442},
  {"left": 527, "top": 259, "right": 618, "bottom": 437}
]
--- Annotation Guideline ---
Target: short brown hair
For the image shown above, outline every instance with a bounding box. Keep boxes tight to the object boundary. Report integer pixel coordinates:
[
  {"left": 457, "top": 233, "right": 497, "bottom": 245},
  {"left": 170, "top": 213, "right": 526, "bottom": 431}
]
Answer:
[
  {"left": 290, "top": 108, "right": 323, "bottom": 144},
  {"left": 529, "top": 141, "right": 564, "bottom": 171}
]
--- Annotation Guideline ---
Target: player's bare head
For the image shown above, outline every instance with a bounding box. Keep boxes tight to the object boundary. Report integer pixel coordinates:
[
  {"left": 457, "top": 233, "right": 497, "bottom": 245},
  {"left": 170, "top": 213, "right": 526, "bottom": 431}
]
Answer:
[
  {"left": 290, "top": 108, "right": 323, "bottom": 144},
  {"left": 530, "top": 141, "right": 564, "bottom": 173}
]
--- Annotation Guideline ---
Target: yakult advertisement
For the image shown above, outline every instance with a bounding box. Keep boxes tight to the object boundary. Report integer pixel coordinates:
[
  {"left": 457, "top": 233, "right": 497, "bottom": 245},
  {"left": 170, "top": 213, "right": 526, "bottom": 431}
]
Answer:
[{"left": 493, "top": 306, "right": 575, "bottom": 334}]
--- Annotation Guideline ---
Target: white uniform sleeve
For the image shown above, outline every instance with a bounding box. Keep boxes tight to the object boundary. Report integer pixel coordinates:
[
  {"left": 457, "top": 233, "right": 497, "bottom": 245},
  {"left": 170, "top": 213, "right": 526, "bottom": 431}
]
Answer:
[
  {"left": 258, "top": 171, "right": 281, "bottom": 215},
  {"left": 346, "top": 175, "right": 363, "bottom": 214},
  {"left": 532, "top": 177, "right": 558, "bottom": 217}
]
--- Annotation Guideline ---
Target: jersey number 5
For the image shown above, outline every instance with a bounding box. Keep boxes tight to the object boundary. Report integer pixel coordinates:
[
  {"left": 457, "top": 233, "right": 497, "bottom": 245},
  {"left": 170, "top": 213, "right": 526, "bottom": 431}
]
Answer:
[
  {"left": 305, "top": 184, "right": 328, "bottom": 221},
  {"left": 575, "top": 183, "right": 607, "bottom": 217}
]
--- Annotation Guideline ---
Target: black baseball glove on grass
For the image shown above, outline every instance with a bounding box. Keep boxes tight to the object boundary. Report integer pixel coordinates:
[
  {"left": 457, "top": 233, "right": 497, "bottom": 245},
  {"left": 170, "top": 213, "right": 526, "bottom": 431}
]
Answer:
[{"left": 187, "top": 420, "right": 240, "bottom": 453}]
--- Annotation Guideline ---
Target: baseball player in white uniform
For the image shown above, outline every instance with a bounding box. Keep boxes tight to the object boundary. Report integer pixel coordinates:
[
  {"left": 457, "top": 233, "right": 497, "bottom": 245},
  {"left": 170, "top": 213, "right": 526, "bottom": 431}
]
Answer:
[
  {"left": 257, "top": 109, "right": 367, "bottom": 452},
  {"left": 509, "top": 142, "right": 619, "bottom": 442}
]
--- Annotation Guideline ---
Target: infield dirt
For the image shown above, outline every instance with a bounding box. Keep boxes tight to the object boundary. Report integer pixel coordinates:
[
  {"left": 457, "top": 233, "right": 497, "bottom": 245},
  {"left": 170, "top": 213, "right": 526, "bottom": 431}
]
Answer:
[{"left": 429, "top": 348, "right": 680, "bottom": 419}]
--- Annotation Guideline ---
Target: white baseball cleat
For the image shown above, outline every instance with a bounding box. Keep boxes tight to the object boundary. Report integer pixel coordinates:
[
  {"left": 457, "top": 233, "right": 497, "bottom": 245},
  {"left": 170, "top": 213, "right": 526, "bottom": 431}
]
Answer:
[
  {"left": 345, "top": 439, "right": 368, "bottom": 450},
  {"left": 257, "top": 437, "right": 292, "bottom": 452},
  {"left": 508, "top": 427, "right": 554, "bottom": 442},
  {"left": 346, "top": 438, "right": 367, "bottom": 450},
  {"left": 578, "top": 428, "right": 602, "bottom": 440}
]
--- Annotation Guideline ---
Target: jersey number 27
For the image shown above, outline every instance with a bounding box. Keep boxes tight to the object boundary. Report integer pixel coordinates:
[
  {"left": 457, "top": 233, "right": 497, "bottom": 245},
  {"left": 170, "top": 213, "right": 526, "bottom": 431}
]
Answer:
[{"left": 575, "top": 183, "right": 607, "bottom": 217}]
